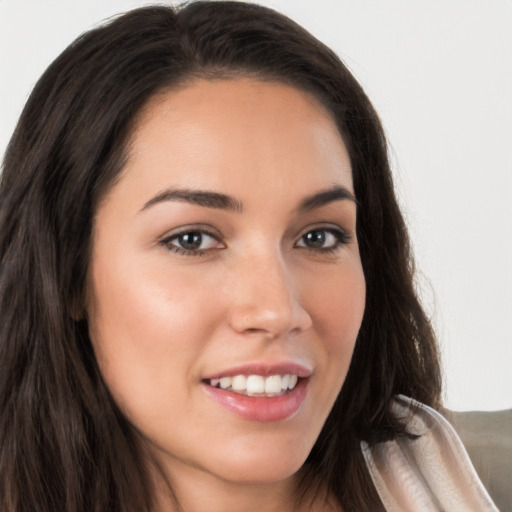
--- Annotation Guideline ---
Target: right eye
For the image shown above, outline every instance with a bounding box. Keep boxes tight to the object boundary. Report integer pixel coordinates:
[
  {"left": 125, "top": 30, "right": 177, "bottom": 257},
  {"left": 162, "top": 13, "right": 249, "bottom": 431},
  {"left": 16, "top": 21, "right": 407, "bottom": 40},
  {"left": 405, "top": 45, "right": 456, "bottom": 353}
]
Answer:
[
  {"left": 160, "top": 230, "right": 224, "bottom": 256},
  {"left": 295, "top": 226, "right": 351, "bottom": 253}
]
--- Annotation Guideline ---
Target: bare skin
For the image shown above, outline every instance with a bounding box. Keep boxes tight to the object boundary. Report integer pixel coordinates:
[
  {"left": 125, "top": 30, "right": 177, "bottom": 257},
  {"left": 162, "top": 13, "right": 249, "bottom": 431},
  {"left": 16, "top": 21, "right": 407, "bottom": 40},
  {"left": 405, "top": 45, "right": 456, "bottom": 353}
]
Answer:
[
  {"left": 87, "top": 78, "right": 363, "bottom": 511},
  {"left": 150, "top": 461, "right": 341, "bottom": 512}
]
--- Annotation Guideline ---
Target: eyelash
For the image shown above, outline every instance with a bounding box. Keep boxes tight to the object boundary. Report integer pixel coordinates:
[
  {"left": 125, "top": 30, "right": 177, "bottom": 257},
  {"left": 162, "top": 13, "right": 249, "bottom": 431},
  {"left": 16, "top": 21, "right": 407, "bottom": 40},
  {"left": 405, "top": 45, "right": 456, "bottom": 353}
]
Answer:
[
  {"left": 159, "top": 227, "right": 223, "bottom": 257},
  {"left": 159, "top": 226, "right": 352, "bottom": 257},
  {"left": 295, "top": 227, "right": 352, "bottom": 255}
]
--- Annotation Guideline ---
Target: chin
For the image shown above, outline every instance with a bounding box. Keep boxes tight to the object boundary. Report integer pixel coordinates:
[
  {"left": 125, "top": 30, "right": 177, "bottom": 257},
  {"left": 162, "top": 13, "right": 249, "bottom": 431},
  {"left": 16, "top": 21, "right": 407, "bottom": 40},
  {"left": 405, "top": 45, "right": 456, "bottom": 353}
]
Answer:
[
  {"left": 217, "top": 457, "right": 305, "bottom": 486},
  {"left": 204, "top": 434, "right": 312, "bottom": 485}
]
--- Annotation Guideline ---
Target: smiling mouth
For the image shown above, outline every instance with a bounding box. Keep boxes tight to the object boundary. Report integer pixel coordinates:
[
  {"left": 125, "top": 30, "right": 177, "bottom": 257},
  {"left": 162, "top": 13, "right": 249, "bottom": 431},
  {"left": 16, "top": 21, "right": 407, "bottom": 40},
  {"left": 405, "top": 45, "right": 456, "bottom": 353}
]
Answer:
[{"left": 204, "top": 374, "right": 299, "bottom": 397}]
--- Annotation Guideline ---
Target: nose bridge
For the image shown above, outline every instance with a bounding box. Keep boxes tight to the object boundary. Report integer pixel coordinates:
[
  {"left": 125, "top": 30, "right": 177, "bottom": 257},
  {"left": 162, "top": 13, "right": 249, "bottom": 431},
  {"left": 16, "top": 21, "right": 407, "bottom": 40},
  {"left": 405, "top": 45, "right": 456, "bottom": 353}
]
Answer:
[{"left": 227, "top": 243, "right": 311, "bottom": 337}]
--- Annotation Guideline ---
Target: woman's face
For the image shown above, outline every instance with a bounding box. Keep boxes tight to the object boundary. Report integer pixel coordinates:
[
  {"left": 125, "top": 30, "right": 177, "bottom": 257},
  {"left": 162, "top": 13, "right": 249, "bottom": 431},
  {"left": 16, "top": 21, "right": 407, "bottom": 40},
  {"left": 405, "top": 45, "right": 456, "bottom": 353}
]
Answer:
[{"left": 87, "top": 79, "right": 365, "bottom": 487}]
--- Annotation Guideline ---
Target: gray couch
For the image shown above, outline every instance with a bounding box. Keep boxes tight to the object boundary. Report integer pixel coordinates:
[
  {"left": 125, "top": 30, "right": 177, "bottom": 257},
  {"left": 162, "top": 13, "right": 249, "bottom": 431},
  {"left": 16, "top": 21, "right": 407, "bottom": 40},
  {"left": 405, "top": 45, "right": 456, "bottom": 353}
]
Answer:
[{"left": 443, "top": 408, "right": 512, "bottom": 512}]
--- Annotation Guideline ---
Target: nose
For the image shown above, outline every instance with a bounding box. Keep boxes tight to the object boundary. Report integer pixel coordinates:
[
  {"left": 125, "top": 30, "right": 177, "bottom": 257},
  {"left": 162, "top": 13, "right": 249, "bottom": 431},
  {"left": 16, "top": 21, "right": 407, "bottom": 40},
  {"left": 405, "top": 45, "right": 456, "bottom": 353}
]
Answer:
[{"left": 227, "top": 250, "right": 312, "bottom": 339}]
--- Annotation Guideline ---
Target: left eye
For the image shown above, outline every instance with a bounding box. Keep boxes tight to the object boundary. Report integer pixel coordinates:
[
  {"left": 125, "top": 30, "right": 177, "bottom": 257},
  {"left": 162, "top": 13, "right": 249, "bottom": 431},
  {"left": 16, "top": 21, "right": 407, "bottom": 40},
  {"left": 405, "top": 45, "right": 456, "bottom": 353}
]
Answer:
[
  {"left": 295, "top": 228, "right": 347, "bottom": 250},
  {"left": 162, "top": 231, "right": 221, "bottom": 253}
]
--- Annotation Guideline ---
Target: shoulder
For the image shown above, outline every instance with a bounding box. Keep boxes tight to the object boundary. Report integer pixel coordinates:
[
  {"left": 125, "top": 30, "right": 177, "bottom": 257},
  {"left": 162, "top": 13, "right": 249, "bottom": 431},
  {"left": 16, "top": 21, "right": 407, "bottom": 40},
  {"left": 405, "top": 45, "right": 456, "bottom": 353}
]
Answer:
[{"left": 361, "top": 395, "right": 499, "bottom": 511}]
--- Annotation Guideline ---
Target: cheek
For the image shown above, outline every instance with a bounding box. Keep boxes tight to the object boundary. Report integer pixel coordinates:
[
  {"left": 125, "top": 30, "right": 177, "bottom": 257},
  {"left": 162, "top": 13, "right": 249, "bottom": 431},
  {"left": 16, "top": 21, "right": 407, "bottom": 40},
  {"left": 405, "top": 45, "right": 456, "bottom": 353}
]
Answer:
[
  {"left": 304, "top": 261, "right": 366, "bottom": 397},
  {"left": 308, "top": 263, "right": 366, "bottom": 349},
  {"left": 89, "top": 251, "right": 220, "bottom": 348},
  {"left": 86, "top": 256, "right": 220, "bottom": 421}
]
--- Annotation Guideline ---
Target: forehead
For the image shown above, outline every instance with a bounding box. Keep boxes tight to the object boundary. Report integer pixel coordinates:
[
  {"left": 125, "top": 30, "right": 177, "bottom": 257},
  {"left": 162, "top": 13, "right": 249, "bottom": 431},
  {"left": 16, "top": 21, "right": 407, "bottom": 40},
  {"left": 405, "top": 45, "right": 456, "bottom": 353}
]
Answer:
[{"left": 117, "top": 78, "right": 353, "bottom": 207}]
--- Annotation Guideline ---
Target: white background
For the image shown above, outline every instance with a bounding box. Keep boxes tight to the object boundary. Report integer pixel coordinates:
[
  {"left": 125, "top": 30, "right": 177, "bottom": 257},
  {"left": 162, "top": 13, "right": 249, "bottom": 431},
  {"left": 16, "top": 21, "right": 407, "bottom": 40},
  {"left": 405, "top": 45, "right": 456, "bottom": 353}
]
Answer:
[{"left": 1, "top": 0, "right": 510, "bottom": 411}]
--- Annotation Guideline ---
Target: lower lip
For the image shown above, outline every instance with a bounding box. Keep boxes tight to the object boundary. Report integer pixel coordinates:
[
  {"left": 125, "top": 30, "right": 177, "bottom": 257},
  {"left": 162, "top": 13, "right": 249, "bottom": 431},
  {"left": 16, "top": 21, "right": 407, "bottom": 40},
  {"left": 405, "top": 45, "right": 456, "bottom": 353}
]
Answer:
[{"left": 202, "top": 378, "right": 309, "bottom": 422}]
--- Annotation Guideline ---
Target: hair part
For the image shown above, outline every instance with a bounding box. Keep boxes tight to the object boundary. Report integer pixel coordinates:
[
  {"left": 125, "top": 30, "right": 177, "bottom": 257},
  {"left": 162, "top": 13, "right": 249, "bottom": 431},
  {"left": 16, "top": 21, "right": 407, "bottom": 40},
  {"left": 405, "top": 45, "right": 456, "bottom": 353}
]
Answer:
[{"left": 0, "top": 3, "right": 441, "bottom": 511}]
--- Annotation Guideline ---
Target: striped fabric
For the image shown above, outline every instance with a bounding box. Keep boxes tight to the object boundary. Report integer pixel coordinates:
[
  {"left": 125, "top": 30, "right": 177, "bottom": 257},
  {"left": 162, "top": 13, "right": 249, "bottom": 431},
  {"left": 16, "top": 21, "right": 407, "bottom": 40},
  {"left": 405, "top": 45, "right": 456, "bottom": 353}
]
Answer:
[{"left": 362, "top": 396, "right": 499, "bottom": 511}]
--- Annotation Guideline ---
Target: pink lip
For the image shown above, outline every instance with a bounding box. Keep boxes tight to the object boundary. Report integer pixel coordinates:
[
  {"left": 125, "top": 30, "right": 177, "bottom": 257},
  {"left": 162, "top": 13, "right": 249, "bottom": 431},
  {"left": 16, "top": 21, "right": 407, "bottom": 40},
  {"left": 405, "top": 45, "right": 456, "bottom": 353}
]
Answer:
[
  {"left": 202, "top": 378, "right": 309, "bottom": 422},
  {"left": 202, "top": 361, "right": 312, "bottom": 380}
]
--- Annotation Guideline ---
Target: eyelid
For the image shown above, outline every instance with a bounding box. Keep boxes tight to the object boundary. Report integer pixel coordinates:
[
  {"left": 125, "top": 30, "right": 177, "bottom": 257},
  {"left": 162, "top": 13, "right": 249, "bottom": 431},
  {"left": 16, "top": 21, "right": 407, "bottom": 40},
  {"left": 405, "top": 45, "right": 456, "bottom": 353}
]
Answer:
[
  {"left": 295, "top": 223, "right": 352, "bottom": 241},
  {"left": 159, "top": 223, "right": 222, "bottom": 241},
  {"left": 158, "top": 224, "right": 225, "bottom": 254},
  {"left": 293, "top": 223, "right": 352, "bottom": 250}
]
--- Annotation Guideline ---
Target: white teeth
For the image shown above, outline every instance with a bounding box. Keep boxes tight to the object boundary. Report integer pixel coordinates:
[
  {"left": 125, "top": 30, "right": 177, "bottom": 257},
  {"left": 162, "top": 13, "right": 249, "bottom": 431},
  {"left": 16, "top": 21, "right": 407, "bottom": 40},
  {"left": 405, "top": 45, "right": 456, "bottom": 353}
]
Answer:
[
  {"left": 264, "top": 375, "right": 282, "bottom": 394},
  {"left": 232, "top": 375, "right": 247, "bottom": 391},
  {"left": 246, "top": 375, "right": 265, "bottom": 395},
  {"left": 219, "top": 377, "right": 232, "bottom": 389},
  {"left": 288, "top": 374, "right": 298, "bottom": 389},
  {"left": 208, "top": 374, "right": 300, "bottom": 395}
]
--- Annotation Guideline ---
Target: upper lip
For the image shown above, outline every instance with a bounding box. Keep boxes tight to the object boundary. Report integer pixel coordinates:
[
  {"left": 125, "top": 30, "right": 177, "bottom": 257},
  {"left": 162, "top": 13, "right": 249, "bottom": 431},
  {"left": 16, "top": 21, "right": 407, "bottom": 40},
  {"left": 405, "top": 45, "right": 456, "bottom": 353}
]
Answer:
[{"left": 202, "top": 361, "right": 313, "bottom": 381}]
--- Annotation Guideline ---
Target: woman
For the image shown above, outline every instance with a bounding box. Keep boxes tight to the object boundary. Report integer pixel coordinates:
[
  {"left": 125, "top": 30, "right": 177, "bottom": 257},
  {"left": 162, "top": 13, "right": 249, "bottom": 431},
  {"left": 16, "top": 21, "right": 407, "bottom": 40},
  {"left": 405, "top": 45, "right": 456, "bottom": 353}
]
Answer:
[{"left": 0, "top": 2, "right": 498, "bottom": 511}]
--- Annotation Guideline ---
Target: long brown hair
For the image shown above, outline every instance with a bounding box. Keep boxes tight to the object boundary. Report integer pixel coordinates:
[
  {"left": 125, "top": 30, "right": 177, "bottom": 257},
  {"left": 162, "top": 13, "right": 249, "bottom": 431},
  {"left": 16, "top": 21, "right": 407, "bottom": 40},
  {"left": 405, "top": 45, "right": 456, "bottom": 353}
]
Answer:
[{"left": 0, "top": 2, "right": 441, "bottom": 511}]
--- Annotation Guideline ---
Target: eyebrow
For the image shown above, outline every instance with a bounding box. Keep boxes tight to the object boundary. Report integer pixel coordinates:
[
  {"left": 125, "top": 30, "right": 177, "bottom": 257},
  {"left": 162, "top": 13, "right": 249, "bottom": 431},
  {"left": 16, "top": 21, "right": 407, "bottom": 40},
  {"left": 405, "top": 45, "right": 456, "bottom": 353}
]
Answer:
[
  {"left": 297, "top": 185, "right": 357, "bottom": 212},
  {"left": 141, "top": 188, "right": 243, "bottom": 213},
  {"left": 140, "top": 184, "right": 355, "bottom": 214}
]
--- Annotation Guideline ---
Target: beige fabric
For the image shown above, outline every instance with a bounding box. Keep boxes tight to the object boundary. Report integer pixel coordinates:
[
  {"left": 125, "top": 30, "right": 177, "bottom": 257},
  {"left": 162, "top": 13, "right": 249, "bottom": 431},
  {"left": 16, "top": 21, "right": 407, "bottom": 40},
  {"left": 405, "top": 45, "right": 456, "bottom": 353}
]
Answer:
[
  {"left": 361, "top": 396, "right": 499, "bottom": 511},
  {"left": 444, "top": 408, "right": 512, "bottom": 512}
]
